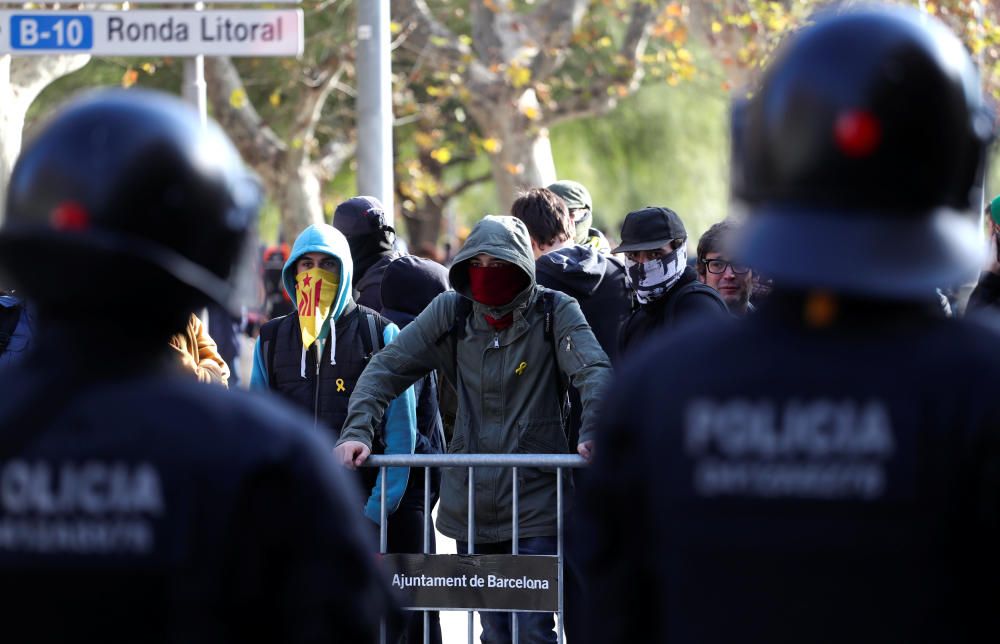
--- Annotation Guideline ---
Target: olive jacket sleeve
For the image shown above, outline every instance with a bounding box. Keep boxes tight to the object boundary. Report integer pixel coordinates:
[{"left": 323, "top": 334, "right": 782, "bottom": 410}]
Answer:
[{"left": 337, "top": 292, "right": 456, "bottom": 449}]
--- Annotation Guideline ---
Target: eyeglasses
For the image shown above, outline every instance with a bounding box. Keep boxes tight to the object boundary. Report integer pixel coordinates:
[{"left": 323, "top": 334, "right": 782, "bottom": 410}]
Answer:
[{"left": 701, "top": 258, "right": 750, "bottom": 275}]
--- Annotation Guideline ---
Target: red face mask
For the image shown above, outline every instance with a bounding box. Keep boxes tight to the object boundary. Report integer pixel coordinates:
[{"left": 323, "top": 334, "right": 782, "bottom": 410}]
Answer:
[{"left": 468, "top": 263, "right": 528, "bottom": 307}]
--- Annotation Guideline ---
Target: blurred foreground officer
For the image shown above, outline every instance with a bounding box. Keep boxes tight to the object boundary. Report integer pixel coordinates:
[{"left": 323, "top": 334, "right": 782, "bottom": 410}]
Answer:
[
  {"left": 0, "top": 89, "right": 392, "bottom": 642},
  {"left": 572, "top": 6, "right": 999, "bottom": 643}
]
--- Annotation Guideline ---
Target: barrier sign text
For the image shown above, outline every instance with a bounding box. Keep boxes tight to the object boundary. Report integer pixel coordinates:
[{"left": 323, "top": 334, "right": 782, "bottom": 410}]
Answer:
[{"left": 382, "top": 554, "right": 559, "bottom": 612}]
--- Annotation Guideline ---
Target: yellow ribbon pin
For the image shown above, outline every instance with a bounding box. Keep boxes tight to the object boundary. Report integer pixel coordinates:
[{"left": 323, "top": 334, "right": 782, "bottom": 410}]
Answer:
[
  {"left": 336, "top": 378, "right": 346, "bottom": 392},
  {"left": 515, "top": 362, "right": 527, "bottom": 376}
]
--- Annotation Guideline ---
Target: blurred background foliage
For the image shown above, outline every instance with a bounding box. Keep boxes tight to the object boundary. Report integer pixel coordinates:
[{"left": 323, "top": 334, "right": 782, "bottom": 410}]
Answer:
[{"left": 23, "top": 0, "right": 1000, "bottom": 252}]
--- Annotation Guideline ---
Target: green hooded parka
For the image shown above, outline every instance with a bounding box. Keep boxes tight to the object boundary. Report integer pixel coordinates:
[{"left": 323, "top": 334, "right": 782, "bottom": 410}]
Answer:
[{"left": 338, "top": 216, "right": 612, "bottom": 543}]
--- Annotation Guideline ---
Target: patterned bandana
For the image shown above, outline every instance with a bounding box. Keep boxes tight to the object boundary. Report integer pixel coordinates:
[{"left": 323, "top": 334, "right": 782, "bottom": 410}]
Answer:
[
  {"left": 295, "top": 267, "right": 339, "bottom": 349},
  {"left": 624, "top": 245, "right": 687, "bottom": 305}
]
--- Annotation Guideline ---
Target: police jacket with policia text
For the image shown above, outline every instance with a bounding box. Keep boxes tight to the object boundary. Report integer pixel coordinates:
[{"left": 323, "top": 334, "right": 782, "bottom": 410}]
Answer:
[
  {"left": 338, "top": 216, "right": 612, "bottom": 544},
  {"left": 572, "top": 296, "right": 1000, "bottom": 643},
  {"left": 250, "top": 224, "right": 416, "bottom": 525},
  {"left": 0, "top": 334, "right": 393, "bottom": 643}
]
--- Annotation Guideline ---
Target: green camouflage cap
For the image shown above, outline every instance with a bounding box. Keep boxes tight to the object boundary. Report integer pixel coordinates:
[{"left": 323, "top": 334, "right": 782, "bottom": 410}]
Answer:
[{"left": 547, "top": 180, "right": 593, "bottom": 213}]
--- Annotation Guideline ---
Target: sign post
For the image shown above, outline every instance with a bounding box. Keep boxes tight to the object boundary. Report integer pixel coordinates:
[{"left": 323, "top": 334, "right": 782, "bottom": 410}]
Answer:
[
  {"left": 183, "top": 1, "right": 208, "bottom": 130},
  {"left": 356, "top": 0, "right": 394, "bottom": 223}
]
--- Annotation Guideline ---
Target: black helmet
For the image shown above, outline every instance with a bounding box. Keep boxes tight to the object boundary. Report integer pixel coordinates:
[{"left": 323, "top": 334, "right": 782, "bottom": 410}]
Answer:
[
  {"left": 0, "top": 89, "right": 261, "bottom": 318},
  {"left": 733, "top": 5, "right": 995, "bottom": 298}
]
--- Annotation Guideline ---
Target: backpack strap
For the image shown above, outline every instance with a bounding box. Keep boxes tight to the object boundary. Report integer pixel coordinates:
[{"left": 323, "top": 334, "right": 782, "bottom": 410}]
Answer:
[
  {"left": 664, "top": 281, "right": 727, "bottom": 325},
  {"left": 435, "top": 296, "right": 473, "bottom": 375},
  {"left": 354, "top": 304, "right": 389, "bottom": 362},
  {"left": 539, "top": 291, "right": 564, "bottom": 388},
  {"left": 0, "top": 301, "right": 23, "bottom": 357},
  {"left": 435, "top": 296, "right": 472, "bottom": 345},
  {"left": 259, "top": 315, "right": 284, "bottom": 390},
  {"left": 537, "top": 290, "right": 572, "bottom": 433},
  {"left": 360, "top": 310, "right": 384, "bottom": 360},
  {"left": 542, "top": 290, "right": 556, "bottom": 342}
]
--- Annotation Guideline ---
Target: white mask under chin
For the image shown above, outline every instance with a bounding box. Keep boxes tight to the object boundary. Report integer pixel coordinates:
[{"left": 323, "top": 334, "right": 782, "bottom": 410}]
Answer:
[{"left": 624, "top": 245, "right": 687, "bottom": 304}]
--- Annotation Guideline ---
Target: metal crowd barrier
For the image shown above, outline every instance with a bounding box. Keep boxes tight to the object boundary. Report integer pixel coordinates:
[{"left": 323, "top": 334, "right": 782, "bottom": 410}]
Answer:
[{"left": 364, "top": 453, "right": 588, "bottom": 644}]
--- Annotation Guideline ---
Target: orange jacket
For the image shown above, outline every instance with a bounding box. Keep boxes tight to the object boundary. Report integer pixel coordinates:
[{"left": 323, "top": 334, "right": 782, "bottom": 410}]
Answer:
[{"left": 169, "top": 313, "right": 230, "bottom": 387}]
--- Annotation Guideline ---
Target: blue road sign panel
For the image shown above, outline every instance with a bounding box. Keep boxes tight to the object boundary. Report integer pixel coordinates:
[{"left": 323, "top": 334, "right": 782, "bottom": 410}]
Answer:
[
  {"left": 11, "top": 15, "right": 93, "bottom": 50},
  {"left": 0, "top": 10, "right": 303, "bottom": 56}
]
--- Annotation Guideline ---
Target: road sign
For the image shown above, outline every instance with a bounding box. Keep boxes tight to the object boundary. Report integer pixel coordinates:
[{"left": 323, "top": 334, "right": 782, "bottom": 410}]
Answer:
[
  {"left": 0, "top": 10, "right": 303, "bottom": 56},
  {"left": 109, "top": 1, "right": 302, "bottom": 3}
]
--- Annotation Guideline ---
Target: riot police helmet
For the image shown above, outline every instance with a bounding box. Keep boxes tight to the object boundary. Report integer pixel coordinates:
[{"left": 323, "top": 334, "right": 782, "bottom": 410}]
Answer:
[
  {"left": 733, "top": 5, "right": 995, "bottom": 298},
  {"left": 0, "top": 88, "right": 261, "bottom": 321}
]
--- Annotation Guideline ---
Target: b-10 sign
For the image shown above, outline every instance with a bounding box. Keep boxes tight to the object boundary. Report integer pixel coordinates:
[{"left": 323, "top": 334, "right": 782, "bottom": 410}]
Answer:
[{"left": 0, "top": 10, "right": 303, "bottom": 57}]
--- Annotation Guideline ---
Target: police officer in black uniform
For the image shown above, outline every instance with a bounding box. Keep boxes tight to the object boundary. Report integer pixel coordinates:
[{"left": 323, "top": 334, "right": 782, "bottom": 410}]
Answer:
[
  {"left": 571, "top": 6, "right": 1000, "bottom": 643},
  {"left": 0, "top": 89, "right": 393, "bottom": 642}
]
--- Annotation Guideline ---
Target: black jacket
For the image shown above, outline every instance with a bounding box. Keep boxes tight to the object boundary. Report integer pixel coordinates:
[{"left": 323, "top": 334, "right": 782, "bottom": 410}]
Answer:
[
  {"left": 618, "top": 266, "right": 728, "bottom": 358},
  {"left": 259, "top": 304, "right": 390, "bottom": 499},
  {"left": 537, "top": 245, "right": 632, "bottom": 446},
  {"left": 536, "top": 244, "right": 631, "bottom": 366},
  {"left": 260, "top": 303, "right": 388, "bottom": 440},
  {"left": 572, "top": 294, "right": 1000, "bottom": 643},
  {"left": 380, "top": 255, "right": 451, "bottom": 509},
  {"left": 0, "top": 331, "right": 392, "bottom": 643},
  {"left": 354, "top": 251, "right": 403, "bottom": 310}
]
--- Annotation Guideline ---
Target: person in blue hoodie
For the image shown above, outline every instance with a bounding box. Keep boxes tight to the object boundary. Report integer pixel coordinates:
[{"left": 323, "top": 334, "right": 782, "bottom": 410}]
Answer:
[
  {"left": 250, "top": 223, "right": 417, "bottom": 533},
  {"left": 379, "top": 254, "right": 449, "bottom": 644}
]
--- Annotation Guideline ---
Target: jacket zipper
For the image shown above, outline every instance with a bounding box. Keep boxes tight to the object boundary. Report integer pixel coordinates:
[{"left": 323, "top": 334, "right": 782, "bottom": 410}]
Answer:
[
  {"left": 313, "top": 342, "right": 322, "bottom": 431},
  {"left": 493, "top": 332, "right": 500, "bottom": 349}
]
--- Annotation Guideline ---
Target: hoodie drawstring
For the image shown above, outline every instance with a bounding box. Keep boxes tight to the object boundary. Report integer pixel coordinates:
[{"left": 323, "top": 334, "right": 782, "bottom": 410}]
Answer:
[{"left": 313, "top": 343, "right": 321, "bottom": 431}]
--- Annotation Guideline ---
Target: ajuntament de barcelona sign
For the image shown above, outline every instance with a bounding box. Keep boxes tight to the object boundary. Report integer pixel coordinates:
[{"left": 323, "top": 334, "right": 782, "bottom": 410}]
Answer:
[{"left": 0, "top": 7, "right": 304, "bottom": 57}]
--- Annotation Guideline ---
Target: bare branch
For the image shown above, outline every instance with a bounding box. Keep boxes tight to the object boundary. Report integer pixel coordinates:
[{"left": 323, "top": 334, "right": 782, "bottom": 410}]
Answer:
[
  {"left": 314, "top": 137, "right": 356, "bottom": 181},
  {"left": 441, "top": 171, "right": 493, "bottom": 202},
  {"left": 292, "top": 63, "right": 347, "bottom": 147},
  {"left": 471, "top": 0, "right": 505, "bottom": 66},
  {"left": 332, "top": 80, "right": 356, "bottom": 98},
  {"left": 547, "top": 2, "right": 656, "bottom": 126},
  {"left": 391, "top": 0, "right": 470, "bottom": 65},
  {"left": 392, "top": 0, "right": 495, "bottom": 86},
  {"left": 10, "top": 55, "right": 90, "bottom": 106},
  {"left": 526, "top": 0, "right": 588, "bottom": 47},
  {"left": 204, "top": 57, "right": 287, "bottom": 185},
  {"left": 525, "top": 0, "right": 588, "bottom": 80}
]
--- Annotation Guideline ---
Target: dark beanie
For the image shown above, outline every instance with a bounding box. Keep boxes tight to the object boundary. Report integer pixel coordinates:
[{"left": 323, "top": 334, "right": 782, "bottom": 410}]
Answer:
[{"left": 380, "top": 256, "right": 450, "bottom": 328}]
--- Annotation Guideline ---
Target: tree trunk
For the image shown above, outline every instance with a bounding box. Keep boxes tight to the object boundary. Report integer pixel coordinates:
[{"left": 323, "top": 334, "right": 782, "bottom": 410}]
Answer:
[
  {"left": 402, "top": 201, "right": 444, "bottom": 253},
  {"left": 474, "top": 107, "right": 557, "bottom": 210},
  {"left": 490, "top": 128, "right": 556, "bottom": 209},
  {"left": 204, "top": 57, "right": 353, "bottom": 244},
  {"left": 279, "top": 160, "right": 325, "bottom": 243},
  {"left": 0, "top": 54, "right": 90, "bottom": 222}
]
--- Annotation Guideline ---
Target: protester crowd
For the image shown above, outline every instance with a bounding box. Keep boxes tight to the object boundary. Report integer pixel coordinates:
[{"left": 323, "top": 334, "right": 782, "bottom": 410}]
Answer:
[{"left": 2, "top": 3, "right": 1000, "bottom": 643}]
